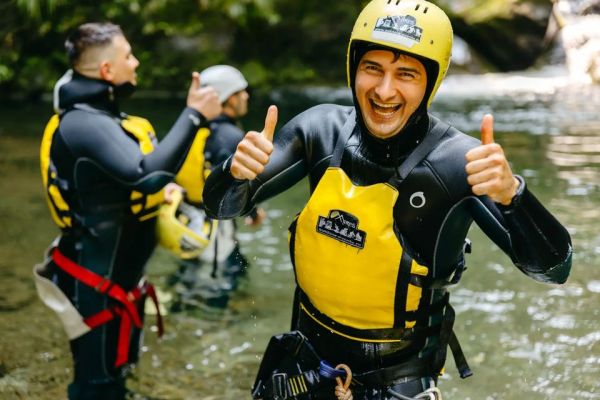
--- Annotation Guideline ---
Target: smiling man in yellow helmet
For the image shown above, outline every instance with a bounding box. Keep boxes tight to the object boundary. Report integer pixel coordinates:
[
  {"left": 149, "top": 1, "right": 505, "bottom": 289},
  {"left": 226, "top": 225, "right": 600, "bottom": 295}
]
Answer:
[{"left": 203, "top": 0, "right": 573, "bottom": 398}]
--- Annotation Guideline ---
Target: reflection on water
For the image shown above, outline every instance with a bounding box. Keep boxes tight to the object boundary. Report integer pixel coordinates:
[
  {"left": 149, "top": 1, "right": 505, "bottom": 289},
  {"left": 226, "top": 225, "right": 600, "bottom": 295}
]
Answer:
[
  {"left": 0, "top": 70, "right": 599, "bottom": 399},
  {"left": 436, "top": 71, "right": 600, "bottom": 399}
]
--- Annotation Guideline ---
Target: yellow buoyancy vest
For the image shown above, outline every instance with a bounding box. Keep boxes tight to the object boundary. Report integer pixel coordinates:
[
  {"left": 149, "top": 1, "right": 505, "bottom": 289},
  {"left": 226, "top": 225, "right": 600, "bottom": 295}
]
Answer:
[
  {"left": 292, "top": 168, "right": 429, "bottom": 337},
  {"left": 40, "top": 115, "right": 70, "bottom": 228},
  {"left": 121, "top": 115, "right": 165, "bottom": 221},
  {"left": 174, "top": 127, "right": 211, "bottom": 204},
  {"left": 40, "top": 112, "right": 165, "bottom": 228},
  {"left": 289, "top": 112, "right": 435, "bottom": 342}
]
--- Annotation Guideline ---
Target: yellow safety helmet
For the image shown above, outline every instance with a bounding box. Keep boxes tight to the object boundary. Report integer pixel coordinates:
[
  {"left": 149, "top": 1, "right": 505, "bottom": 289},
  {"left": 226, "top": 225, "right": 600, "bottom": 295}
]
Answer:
[
  {"left": 347, "top": 0, "right": 453, "bottom": 107},
  {"left": 156, "top": 190, "right": 217, "bottom": 259}
]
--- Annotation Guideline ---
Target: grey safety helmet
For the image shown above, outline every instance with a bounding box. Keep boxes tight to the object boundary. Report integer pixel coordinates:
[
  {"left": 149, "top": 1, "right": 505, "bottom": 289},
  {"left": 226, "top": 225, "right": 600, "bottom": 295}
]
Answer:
[{"left": 199, "top": 65, "right": 248, "bottom": 103}]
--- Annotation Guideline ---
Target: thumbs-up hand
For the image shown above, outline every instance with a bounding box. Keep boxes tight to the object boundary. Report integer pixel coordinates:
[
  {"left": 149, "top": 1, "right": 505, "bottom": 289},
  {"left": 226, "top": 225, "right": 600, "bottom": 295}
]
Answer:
[
  {"left": 186, "top": 71, "right": 222, "bottom": 120},
  {"left": 465, "top": 114, "right": 520, "bottom": 206},
  {"left": 230, "top": 105, "right": 278, "bottom": 180}
]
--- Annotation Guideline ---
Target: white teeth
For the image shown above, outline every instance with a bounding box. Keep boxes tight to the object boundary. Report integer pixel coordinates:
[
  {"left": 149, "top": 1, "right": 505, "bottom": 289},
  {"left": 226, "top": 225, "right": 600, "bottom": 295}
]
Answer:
[
  {"left": 370, "top": 99, "right": 400, "bottom": 116},
  {"left": 372, "top": 100, "right": 398, "bottom": 109}
]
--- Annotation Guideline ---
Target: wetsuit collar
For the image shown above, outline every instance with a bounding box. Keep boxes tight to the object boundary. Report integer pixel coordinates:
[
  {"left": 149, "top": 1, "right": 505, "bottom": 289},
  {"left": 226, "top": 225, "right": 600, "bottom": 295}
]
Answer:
[
  {"left": 356, "top": 109, "right": 430, "bottom": 168},
  {"left": 211, "top": 113, "right": 237, "bottom": 124},
  {"left": 210, "top": 113, "right": 243, "bottom": 131},
  {"left": 55, "top": 71, "right": 131, "bottom": 115}
]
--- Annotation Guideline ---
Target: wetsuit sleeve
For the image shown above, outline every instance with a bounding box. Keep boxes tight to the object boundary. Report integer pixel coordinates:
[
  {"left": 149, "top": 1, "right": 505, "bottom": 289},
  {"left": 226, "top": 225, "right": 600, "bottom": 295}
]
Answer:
[
  {"left": 473, "top": 177, "right": 572, "bottom": 284},
  {"left": 203, "top": 110, "right": 317, "bottom": 219},
  {"left": 206, "top": 121, "right": 265, "bottom": 217},
  {"left": 62, "top": 107, "right": 204, "bottom": 193},
  {"left": 497, "top": 177, "right": 572, "bottom": 283}
]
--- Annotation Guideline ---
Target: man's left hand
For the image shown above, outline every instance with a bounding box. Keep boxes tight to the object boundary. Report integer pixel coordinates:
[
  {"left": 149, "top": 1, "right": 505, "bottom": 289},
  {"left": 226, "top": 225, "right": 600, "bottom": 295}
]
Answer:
[{"left": 465, "top": 114, "right": 520, "bottom": 206}]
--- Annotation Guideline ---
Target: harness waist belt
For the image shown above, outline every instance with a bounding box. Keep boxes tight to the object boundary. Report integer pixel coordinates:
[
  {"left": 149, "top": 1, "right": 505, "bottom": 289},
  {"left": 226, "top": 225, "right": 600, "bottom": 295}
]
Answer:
[{"left": 299, "top": 291, "right": 442, "bottom": 342}]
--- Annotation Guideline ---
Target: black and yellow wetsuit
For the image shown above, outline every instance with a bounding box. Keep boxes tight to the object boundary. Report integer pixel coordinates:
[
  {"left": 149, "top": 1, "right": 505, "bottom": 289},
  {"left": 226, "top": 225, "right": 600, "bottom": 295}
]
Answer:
[
  {"left": 203, "top": 104, "right": 572, "bottom": 398},
  {"left": 41, "top": 72, "right": 206, "bottom": 399}
]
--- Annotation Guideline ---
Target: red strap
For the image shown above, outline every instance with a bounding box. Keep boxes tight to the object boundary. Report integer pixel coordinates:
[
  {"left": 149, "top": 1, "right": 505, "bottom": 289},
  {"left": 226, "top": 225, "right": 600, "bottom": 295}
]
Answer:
[
  {"left": 84, "top": 307, "right": 120, "bottom": 329},
  {"left": 52, "top": 249, "right": 164, "bottom": 367},
  {"left": 83, "top": 301, "right": 140, "bottom": 367},
  {"left": 52, "top": 248, "right": 142, "bottom": 327},
  {"left": 116, "top": 311, "right": 132, "bottom": 366},
  {"left": 145, "top": 284, "right": 164, "bottom": 337}
]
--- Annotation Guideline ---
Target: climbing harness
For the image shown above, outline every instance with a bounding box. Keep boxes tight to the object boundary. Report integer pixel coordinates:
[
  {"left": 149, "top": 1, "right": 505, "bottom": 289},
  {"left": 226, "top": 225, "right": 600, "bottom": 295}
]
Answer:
[
  {"left": 252, "top": 330, "right": 449, "bottom": 399},
  {"left": 50, "top": 248, "right": 163, "bottom": 367},
  {"left": 323, "top": 361, "right": 443, "bottom": 400}
]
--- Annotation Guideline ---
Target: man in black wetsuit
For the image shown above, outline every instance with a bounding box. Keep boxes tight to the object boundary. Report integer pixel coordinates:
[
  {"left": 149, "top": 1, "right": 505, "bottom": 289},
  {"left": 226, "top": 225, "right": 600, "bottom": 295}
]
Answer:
[
  {"left": 171, "top": 65, "right": 265, "bottom": 309},
  {"left": 35, "top": 22, "right": 221, "bottom": 399},
  {"left": 202, "top": 1, "right": 573, "bottom": 399}
]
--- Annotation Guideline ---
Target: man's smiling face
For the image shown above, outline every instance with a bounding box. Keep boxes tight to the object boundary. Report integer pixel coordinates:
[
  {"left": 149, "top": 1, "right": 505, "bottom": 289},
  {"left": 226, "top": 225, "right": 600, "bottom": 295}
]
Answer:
[{"left": 355, "top": 49, "right": 427, "bottom": 139}]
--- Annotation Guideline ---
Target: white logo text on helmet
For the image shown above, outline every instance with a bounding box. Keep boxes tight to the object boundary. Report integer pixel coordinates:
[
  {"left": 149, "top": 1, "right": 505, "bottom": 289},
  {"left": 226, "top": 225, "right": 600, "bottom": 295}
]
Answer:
[{"left": 372, "top": 15, "right": 423, "bottom": 48}]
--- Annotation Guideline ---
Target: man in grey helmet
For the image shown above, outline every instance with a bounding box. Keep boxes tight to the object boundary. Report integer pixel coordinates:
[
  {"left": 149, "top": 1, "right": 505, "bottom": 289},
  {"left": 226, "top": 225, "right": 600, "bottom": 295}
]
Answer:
[{"left": 171, "top": 65, "right": 265, "bottom": 309}]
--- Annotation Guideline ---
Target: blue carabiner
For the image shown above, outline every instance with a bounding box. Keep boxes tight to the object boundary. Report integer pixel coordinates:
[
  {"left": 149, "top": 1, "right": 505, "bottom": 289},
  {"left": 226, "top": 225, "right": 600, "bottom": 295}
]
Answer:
[{"left": 319, "top": 360, "right": 347, "bottom": 380}]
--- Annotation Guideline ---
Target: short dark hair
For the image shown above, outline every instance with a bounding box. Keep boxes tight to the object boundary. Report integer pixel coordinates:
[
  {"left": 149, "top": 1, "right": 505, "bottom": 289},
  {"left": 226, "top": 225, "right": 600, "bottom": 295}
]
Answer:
[{"left": 65, "top": 22, "right": 123, "bottom": 67}]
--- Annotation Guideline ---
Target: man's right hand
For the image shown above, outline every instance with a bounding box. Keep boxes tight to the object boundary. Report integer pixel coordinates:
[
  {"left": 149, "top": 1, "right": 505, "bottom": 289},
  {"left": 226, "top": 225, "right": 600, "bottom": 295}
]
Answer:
[
  {"left": 230, "top": 105, "right": 278, "bottom": 180},
  {"left": 186, "top": 71, "right": 222, "bottom": 120}
]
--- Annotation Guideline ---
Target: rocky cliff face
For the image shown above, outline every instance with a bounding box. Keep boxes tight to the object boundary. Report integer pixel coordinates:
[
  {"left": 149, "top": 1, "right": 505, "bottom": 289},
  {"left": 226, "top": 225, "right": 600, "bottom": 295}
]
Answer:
[{"left": 435, "top": 0, "right": 554, "bottom": 71}]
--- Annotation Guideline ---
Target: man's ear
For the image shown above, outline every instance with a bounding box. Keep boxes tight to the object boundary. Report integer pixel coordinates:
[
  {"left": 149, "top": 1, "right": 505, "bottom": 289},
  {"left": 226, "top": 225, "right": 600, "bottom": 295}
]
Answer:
[{"left": 99, "top": 61, "right": 113, "bottom": 82}]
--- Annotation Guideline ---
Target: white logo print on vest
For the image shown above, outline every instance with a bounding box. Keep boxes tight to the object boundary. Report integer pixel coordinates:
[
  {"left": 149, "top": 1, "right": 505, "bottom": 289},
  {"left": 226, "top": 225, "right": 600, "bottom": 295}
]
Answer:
[
  {"left": 409, "top": 192, "right": 426, "bottom": 208},
  {"left": 316, "top": 209, "right": 366, "bottom": 249}
]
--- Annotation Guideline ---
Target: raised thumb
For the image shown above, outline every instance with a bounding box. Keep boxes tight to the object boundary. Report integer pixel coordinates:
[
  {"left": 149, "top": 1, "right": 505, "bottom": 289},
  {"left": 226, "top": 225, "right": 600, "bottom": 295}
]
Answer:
[
  {"left": 262, "top": 105, "right": 278, "bottom": 142},
  {"left": 481, "top": 113, "right": 494, "bottom": 145},
  {"left": 191, "top": 71, "right": 201, "bottom": 91}
]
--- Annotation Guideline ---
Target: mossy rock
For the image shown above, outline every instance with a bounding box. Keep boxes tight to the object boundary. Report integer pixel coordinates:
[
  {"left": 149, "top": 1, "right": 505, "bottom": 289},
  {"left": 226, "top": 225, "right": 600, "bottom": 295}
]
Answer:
[{"left": 435, "top": 0, "right": 553, "bottom": 71}]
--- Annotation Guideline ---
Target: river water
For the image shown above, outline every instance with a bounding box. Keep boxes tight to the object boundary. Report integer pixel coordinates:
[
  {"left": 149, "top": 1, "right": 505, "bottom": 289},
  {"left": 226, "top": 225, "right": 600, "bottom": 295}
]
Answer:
[{"left": 0, "top": 67, "right": 599, "bottom": 399}]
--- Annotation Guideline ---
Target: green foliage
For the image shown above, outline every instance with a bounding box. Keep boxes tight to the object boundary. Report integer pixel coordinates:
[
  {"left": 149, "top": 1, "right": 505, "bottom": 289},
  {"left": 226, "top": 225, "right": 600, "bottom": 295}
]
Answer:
[
  {"left": 14, "top": 0, "right": 67, "bottom": 19},
  {"left": 1, "top": 0, "right": 551, "bottom": 98},
  {"left": 1, "top": 0, "right": 365, "bottom": 98}
]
